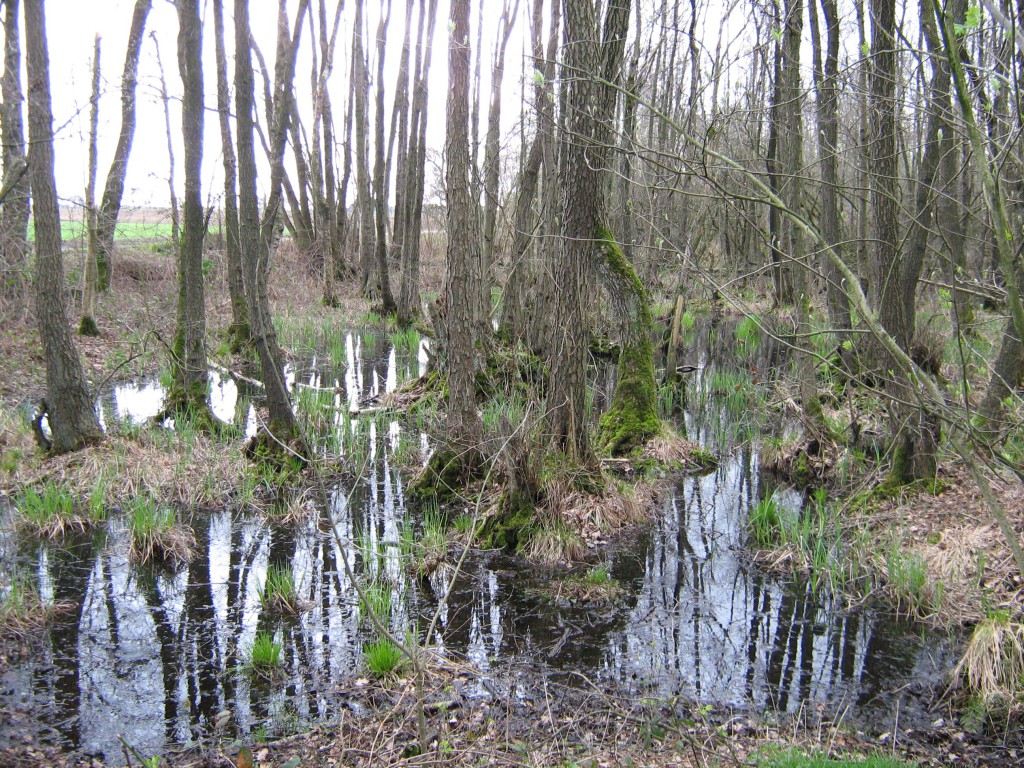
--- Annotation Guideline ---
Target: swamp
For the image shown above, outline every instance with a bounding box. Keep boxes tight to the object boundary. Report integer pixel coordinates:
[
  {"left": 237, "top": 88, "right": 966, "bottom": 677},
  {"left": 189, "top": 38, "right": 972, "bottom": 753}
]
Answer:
[{"left": 3, "top": 0, "right": 1024, "bottom": 766}]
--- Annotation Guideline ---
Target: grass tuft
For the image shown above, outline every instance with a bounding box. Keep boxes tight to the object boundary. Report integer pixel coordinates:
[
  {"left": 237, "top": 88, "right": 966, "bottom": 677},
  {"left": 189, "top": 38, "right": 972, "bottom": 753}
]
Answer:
[
  {"left": 363, "top": 638, "right": 406, "bottom": 677},
  {"left": 15, "top": 481, "right": 87, "bottom": 538},
  {"left": 248, "top": 631, "right": 283, "bottom": 670},
  {"left": 126, "top": 496, "right": 195, "bottom": 565},
  {"left": 259, "top": 564, "right": 301, "bottom": 614}
]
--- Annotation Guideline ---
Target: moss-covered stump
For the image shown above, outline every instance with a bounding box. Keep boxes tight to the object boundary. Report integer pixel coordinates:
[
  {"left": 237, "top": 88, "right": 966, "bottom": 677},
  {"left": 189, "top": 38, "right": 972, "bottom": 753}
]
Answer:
[
  {"left": 593, "top": 226, "right": 660, "bottom": 457},
  {"left": 480, "top": 488, "right": 536, "bottom": 551},
  {"left": 407, "top": 447, "right": 482, "bottom": 512},
  {"left": 243, "top": 427, "right": 309, "bottom": 473}
]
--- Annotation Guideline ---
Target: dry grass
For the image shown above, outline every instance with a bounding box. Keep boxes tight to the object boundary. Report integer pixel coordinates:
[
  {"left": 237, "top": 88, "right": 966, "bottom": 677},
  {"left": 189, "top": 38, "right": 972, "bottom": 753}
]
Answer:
[
  {"left": 4, "top": 426, "right": 247, "bottom": 511},
  {"left": 953, "top": 613, "right": 1024, "bottom": 708}
]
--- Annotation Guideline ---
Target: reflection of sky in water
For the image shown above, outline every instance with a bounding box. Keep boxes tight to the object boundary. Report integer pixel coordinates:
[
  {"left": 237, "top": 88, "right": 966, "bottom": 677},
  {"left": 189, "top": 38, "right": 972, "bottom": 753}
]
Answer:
[{"left": 4, "top": 327, "right": 950, "bottom": 762}]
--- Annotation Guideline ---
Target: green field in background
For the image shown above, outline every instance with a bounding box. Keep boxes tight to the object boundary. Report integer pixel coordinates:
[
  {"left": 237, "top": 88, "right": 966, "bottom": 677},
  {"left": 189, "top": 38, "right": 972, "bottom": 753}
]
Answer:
[{"left": 28, "top": 220, "right": 219, "bottom": 243}]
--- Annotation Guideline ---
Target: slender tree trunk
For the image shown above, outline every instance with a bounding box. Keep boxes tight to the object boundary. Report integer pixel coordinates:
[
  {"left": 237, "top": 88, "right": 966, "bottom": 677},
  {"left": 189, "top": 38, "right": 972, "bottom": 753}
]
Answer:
[
  {"left": 0, "top": 0, "right": 30, "bottom": 311},
  {"left": 445, "top": 0, "right": 484, "bottom": 445},
  {"left": 480, "top": 1, "right": 519, "bottom": 325},
  {"left": 79, "top": 36, "right": 101, "bottom": 337},
  {"left": 213, "top": 0, "right": 249, "bottom": 349},
  {"left": 373, "top": 0, "right": 397, "bottom": 313},
  {"left": 353, "top": 0, "right": 375, "bottom": 296},
  {"left": 809, "top": 0, "right": 851, "bottom": 345},
  {"left": 397, "top": 0, "right": 439, "bottom": 327},
  {"left": 168, "top": 0, "right": 210, "bottom": 417},
  {"left": 152, "top": 35, "right": 180, "bottom": 245},
  {"left": 24, "top": 0, "right": 103, "bottom": 454},
  {"left": 95, "top": 0, "right": 152, "bottom": 292},
  {"left": 235, "top": 0, "right": 307, "bottom": 451}
]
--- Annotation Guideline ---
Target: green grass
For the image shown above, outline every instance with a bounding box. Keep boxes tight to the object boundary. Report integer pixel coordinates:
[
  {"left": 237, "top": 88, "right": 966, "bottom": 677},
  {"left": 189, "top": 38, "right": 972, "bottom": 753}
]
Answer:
[
  {"left": 15, "top": 481, "right": 82, "bottom": 538},
  {"left": 358, "top": 583, "right": 393, "bottom": 622},
  {"left": 749, "top": 494, "right": 783, "bottom": 547},
  {"left": 363, "top": 638, "right": 405, "bottom": 677},
  {"left": 0, "top": 569, "right": 48, "bottom": 637},
  {"left": 388, "top": 326, "right": 421, "bottom": 354},
  {"left": 755, "top": 748, "right": 915, "bottom": 767},
  {"left": 734, "top": 315, "right": 762, "bottom": 353},
  {"left": 583, "top": 566, "right": 615, "bottom": 586},
  {"left": 886, "top": 543, "right": 941, "bottom": 617},
  {"left": 248, "top": 631, "right": 283, "bottom": 670},
  {"left": 126, "top": 496, "right": 193, "bottom": 564},
  {"left": 28, "top": 218, "right": 189, "bottom": 243},
  {"left": 259, "top": 564, "right": 300, "bottom": 613}
]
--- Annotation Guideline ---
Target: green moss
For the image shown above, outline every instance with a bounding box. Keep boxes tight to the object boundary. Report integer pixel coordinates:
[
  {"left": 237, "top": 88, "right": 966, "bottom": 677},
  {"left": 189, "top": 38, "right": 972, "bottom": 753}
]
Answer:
[
  {"left": 595, "top": 227, "right": 660, "bottom": 457},
  {"left": 78, "top": 315, "right": 100, "bottom": 337},
  {"left": 407, "top": 448, "right": 480, "bottom": 511},
  {"left": 479, "top": 489, "right": 536, "bottom": 551}
]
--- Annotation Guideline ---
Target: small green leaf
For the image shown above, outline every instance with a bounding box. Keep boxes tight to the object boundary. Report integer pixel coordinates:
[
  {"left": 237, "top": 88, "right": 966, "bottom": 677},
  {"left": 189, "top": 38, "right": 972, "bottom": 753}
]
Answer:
[
  {"left": 841, "top": 340, "right": 853, "bottom": 351},
  {"left": 966, "top": 3, "right": 981, "bottom": 29},
  {"left": 532, "top": 68, "right": 545, "bottom": 87},
  {"left": 860, "top": 41, "right": 871, "bottom": 57}
]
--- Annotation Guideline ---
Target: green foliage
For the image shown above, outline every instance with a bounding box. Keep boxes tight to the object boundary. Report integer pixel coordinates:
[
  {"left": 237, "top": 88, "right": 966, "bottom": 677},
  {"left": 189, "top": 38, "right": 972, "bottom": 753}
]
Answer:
[
  {"left": 749, "top": 494, "right": 783, "bottom": 547},
  {"left": 754, "top": 748, "right": 915, "bottom": 767},
  {"left": 363, "top": 638, "right": 406, "bottom": 677},
  {"left": 126, "top": 496, "right": 193, "bottom": 564},
  {"left": 885, "top": 544, "right": 940, "bottom": 616},
  {"left": 583, "top": 566, "right": 615, "bottom": 586},
  {"left": 248, "top": 631, "right": 283, "bottom": 670},
  {"left": 359, "top": 583, "right": 393, "bottom": 622},
  {"left": 388, "top": 326, "right": 421, "bottom": 354},
  {"left": 0, "top": 569, "right": 47, "bottom": 636},
  {"left": 734, "top": 316, "right": 762, "bottom": 354},
  {"left": 15, "top": 481, "right": 80, "bottom": 537},
  {"left": 259, "top": 564, "right": 300, "bottom": 614}
]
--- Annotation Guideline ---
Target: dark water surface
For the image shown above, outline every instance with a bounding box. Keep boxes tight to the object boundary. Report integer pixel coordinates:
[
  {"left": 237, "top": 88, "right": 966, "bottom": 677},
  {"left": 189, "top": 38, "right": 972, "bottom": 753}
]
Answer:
[{"left": 0, "top": 324, "right": 953, "bottom": 762}]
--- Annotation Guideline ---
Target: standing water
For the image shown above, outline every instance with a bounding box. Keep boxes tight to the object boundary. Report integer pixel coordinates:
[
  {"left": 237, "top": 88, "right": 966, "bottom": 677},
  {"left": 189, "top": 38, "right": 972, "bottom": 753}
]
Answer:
[{"left": 0, "top": 323, "right": 951, "bottom": 763}]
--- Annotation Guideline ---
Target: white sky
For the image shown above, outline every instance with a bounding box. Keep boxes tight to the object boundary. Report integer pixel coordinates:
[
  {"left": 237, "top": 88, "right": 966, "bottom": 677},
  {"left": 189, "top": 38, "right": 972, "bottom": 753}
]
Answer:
[{"left": 40, "top": 0, "right": 534, "bottom": 213}]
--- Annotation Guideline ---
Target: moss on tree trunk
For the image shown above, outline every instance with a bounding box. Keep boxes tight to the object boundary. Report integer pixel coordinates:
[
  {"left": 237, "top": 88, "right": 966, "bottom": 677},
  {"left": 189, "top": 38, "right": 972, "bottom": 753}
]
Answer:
[{"left": 594, "top": 226, "right": 659, "bottom": 456}]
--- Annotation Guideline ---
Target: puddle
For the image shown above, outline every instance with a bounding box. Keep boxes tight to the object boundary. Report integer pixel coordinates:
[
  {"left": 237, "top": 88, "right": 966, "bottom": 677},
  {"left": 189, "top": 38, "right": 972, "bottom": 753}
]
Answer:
[{"left": 1, "top": 326, "right": 953, "bottom": 762}]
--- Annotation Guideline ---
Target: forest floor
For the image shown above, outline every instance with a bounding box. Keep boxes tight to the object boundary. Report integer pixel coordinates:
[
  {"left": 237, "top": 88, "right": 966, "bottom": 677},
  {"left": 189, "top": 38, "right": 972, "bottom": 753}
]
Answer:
[{"left": 2, "top": 242, "right": 1024, "bottom": 766}]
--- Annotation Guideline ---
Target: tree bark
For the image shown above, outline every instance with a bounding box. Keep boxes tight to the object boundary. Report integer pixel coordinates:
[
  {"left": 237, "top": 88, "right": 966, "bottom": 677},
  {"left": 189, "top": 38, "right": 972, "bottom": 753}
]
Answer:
[
  {"left": 24, "top": 0, "right": 103, "bottom": 454},
  {"left": 235, "top": 0, "right": 307, "bottom": 451},
  {"left": 95, "top": 0, "right": 152, "bottom": 292},
  {"left": 0, "top": 0, "right": 30, "bottom": 310},
  {"left": 213, "top": 0, "right": 249, "bottom": 349},
  {"left": 372, "top": 0, "right": 397, "bottom": 313},
  {"left": 79, "top": 35, "right": 101, "bottom": 337},
  {"left": 445, "top": 0, "right": 484, "bottom": 445},
  {"left": 168, "top": 0, "right": 210, "bottom": 417}
]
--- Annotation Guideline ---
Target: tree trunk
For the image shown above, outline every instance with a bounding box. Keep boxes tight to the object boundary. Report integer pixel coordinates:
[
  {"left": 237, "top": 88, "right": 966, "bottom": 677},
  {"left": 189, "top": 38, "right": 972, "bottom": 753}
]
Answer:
[
  {"left": 152, "top": 35, "right": 180, "bottom": 245},
  {"left": 445, "top": 0, "right": 484, "bottom": 445},
  {"left": 396, "top": 0, "right": 439, "bottom": 327},
  {"left": 353, "top": 0, "right": 375, "bottom": 297},
  {"left": 372, "top": 0, "right": 397, "bottom": 314},
  {"left": 168, "top": 0, "right": 210, "bottom": 417},
  {"left": 79, "top": 35, "right": 101, "bottom": 337},
  {"left": 235, "top": 0, "right": 307, "bottom": 452},
  {"left": 213, "top": 0, "right": 249, "bottom": 349},
  {"left": 95, "top": 0, "right": 152, "bottom": 292},
  {"left": 24, "top": 0, "right": 103, "bottom": 454},
  {"left": 809, "top": 0, "right": 851, "bottom": 344},
  {"left": 480, "top": 1, "right": 518, "bottom": 324},
  {"left": 0, "top": 0, "right": 30, "bottom": 311}
]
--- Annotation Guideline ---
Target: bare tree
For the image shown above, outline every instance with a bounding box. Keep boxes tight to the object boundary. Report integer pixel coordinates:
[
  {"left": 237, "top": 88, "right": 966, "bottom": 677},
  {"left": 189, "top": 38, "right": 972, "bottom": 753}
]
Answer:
[
  {"left": 79, "top": 35, "right": 101, "bottom": 337},
  {"left": 445, "top": 0, "right": 484, "bottom": 445},
  {"left": 213, "top": 0, "right": 249, "bottom": 349},
  {"left": 24, "top": 0, "right": 102, "bottom": 453},
  {"left": 372, "top": 0, "right": 397, "bottom": 313},
  {"left": 167, "top": 0, "right": 210, "bottom": 419},
  {"left": 95, "top": 0, "right": 152, "bottom": 292},
  {"left": 0, "top": 0, "right": 29, "bottom": 312},
  {"left": 235, "top": 0, "right": 308, "bottom": 453}
]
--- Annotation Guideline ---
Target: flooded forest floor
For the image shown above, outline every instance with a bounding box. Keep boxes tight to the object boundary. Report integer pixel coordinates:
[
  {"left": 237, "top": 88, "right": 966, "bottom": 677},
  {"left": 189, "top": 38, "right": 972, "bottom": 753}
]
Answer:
[{"left": 2, "top": 245, "right": 1023, "bottom": 766}]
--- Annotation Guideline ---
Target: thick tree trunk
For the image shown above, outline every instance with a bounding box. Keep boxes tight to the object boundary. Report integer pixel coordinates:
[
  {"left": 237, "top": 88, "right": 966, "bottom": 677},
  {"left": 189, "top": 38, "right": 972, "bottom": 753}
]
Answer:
[
  {"left": 24, "top": 0, "right": 102, "bottom": 454},
  {"left": 0, "top": 0, "right": 30, "bottom": 311},
  {"left": 445, "top": 0, "right": 484, "bottom": 445},
  {"left": 168, "top": 0, "right": 210, "bottom": 417},
  {"left": 95, "top": 0, "right": 151, "bottom": 292},
  {"left": 213, "top": 0, "right": 249, "bottom": 349}
]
